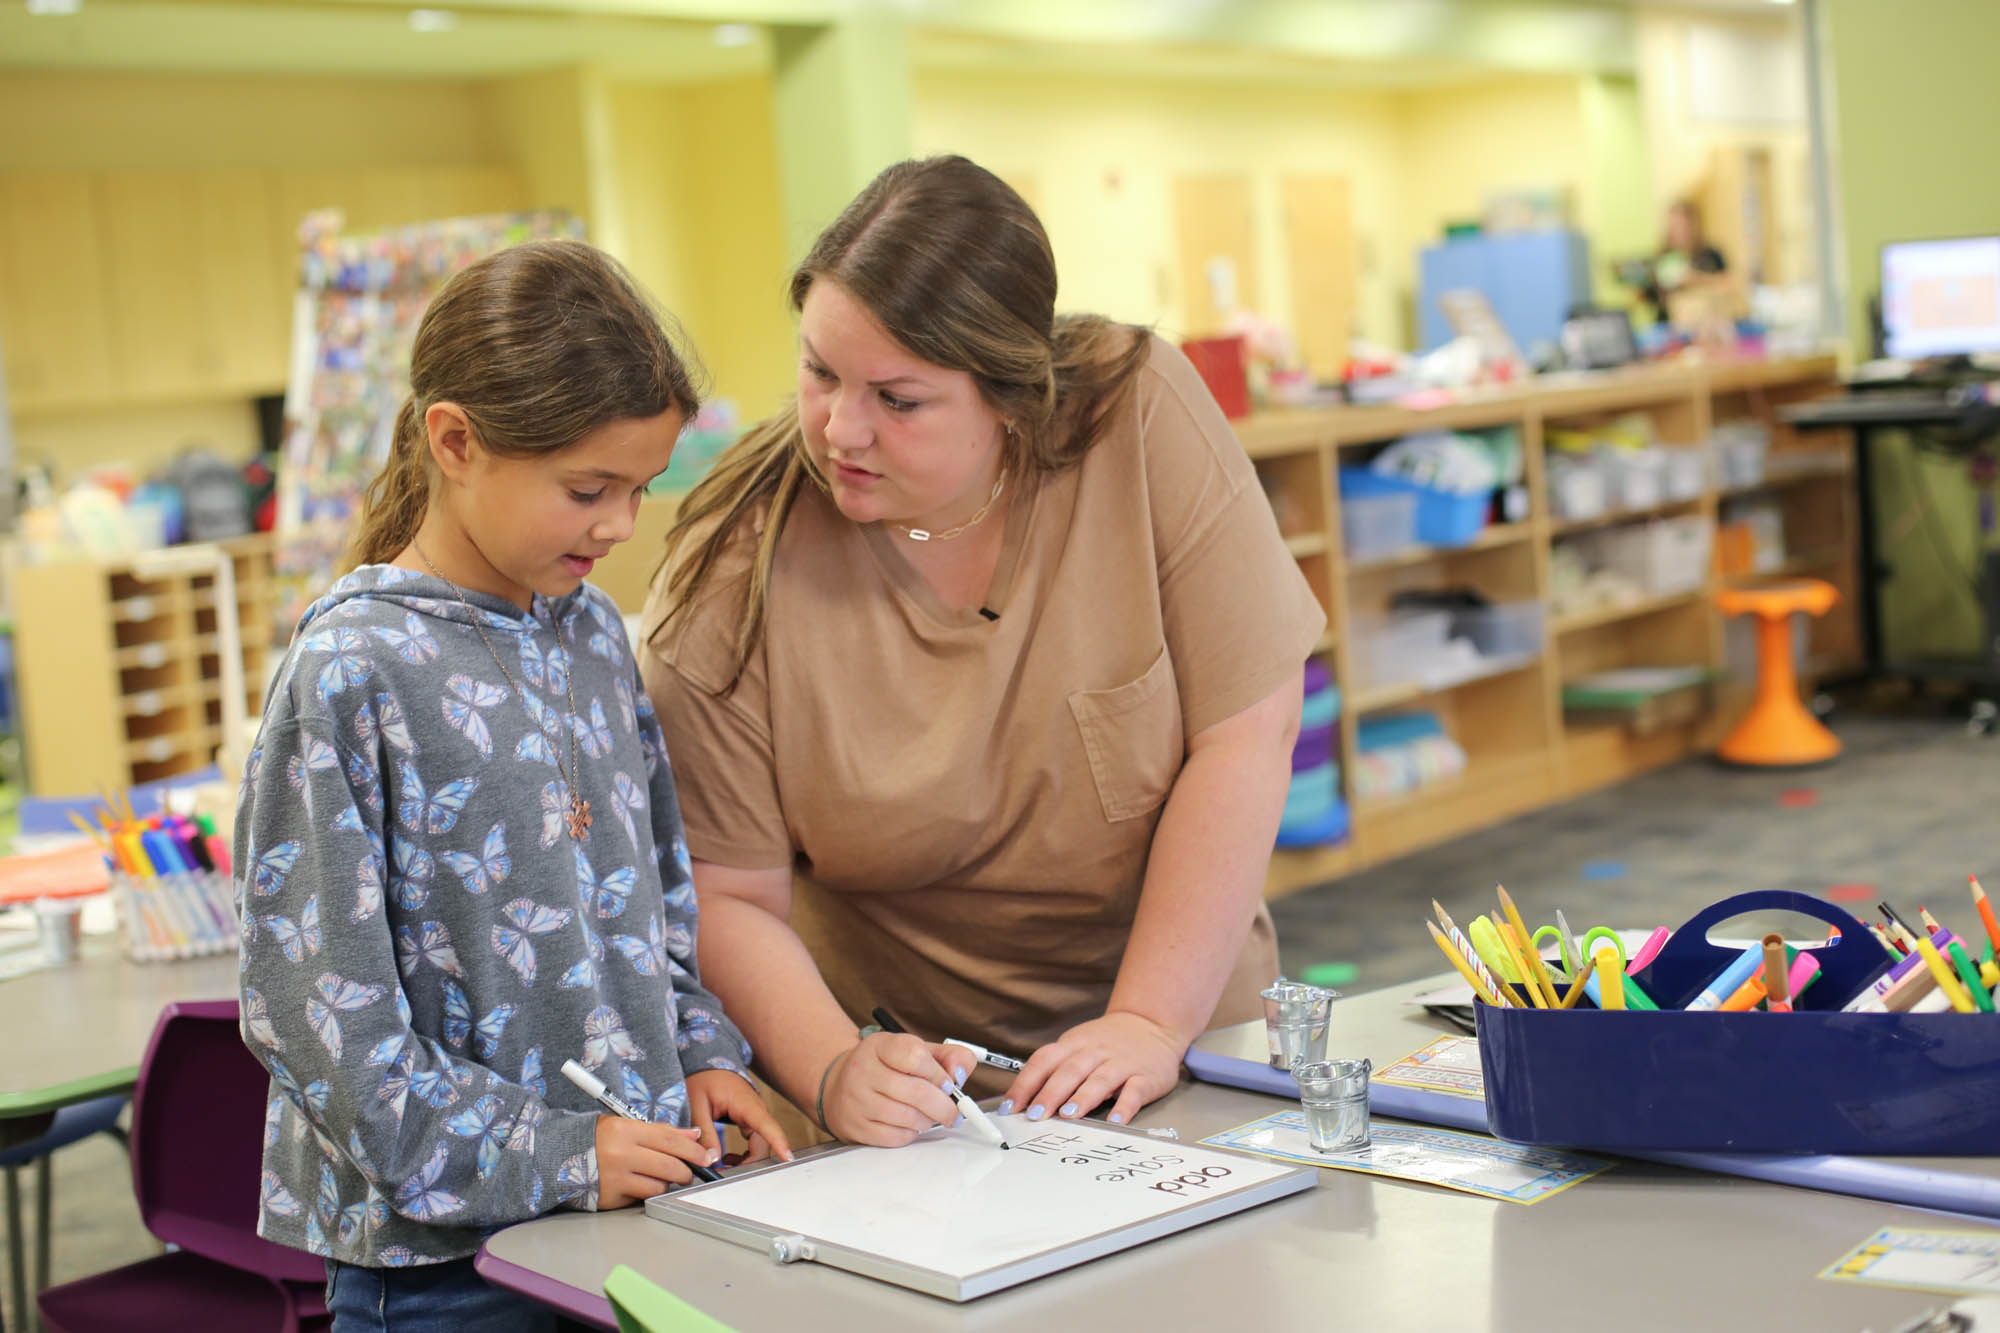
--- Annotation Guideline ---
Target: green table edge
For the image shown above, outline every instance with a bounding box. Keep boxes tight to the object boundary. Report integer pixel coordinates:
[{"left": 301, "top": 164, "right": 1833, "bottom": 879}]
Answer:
[{"left": 0, "top": 1064, "right": 140, "bottom": 1119}]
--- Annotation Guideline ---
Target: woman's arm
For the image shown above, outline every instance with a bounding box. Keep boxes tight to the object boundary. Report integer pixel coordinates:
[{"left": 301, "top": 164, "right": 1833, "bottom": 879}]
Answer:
[
  {"left": 1000, "top": 667, "right": 1302, "bottom": 1124},
  {"left": 695, "top": 862, "right": 967, "bottom": 1143}
]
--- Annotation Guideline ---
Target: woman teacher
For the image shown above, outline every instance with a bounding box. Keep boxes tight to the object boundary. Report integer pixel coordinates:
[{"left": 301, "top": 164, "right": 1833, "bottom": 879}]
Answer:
[{"left": 640, "top": 156, "right": 1323, "bottom": 1146}]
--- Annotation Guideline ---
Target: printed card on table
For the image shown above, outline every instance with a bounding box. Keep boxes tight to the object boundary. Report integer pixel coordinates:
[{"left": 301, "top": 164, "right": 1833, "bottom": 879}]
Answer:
[
  {"left": 1821, "top": 1228, "right": 2000, "bottom": 1297},
  {"left": 1372, "top": 1035, "right": 1486, "bottom": 1100},
  {"left": 1202, "top": 1112, "right": 1612, "bottom": 1205}
]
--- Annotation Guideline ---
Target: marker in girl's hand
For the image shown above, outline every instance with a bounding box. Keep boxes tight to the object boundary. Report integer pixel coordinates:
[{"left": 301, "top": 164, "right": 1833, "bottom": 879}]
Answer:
[{"left": 562, "top": 1058, "right": 720, "bottom": 1182}]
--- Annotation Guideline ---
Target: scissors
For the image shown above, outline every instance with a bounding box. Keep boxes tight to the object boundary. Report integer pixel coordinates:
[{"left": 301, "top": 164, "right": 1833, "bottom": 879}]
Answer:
[{"left": 1530, "top": 919, "right": 1628, "bottom": 981}]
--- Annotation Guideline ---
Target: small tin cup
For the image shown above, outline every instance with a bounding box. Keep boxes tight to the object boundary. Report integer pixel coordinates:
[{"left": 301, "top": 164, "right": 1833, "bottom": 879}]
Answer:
[
  {"left": 35, "top": 897, "right": 84, "bottom": 966},
  {"left": 1295, "top": 1057, "right": 1372, "bottom": 1153},
  {"left": 1261, "top": 982, "right": 1336, "bottom": 1069}
]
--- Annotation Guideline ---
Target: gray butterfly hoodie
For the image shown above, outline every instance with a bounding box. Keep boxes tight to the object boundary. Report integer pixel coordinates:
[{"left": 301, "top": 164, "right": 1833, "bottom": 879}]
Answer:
[{"left": 235, "top": 564, "right": 750, "bottom": 1267}]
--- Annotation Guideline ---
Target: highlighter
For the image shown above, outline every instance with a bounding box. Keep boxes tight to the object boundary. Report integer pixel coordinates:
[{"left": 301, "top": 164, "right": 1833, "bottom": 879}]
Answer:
[
  {"left": 1468, "top": 916, "right": 1521, "bottom": 986},
  {"left": 1591, "top": 948, "right": 1624, "bottom": 1010},
  {"left": 1946, "top": 941, "right": 1994, "bottom": 1013},
  {"left": 1585, "top": 968, "right": 1660, "bottom": 1011},
  {"left": 1912, "top": 933, "right": 1976, "bottom": 1013},
  {"left": 1686, "top": 943, "right": 1767, "bottom": 1012}
]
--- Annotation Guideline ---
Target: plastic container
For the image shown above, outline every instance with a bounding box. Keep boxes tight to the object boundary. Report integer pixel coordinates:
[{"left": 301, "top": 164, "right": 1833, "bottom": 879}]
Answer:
[
  {"left": 1341, "top": 491, "right": 1418, "bottom": 559},
  {"left": 1479, "top": 891, "right": 2000, "bottom": 1155},
  {"left": 1546, "top": 456, "right": 1608, "bottom": 522},
  {"left": 1180, "top": 336, "right": 1251, "bottom": 420},
  {"left": 1341, "top": 467, "right": 1488, "bottom": 548},
  {"left": 1712, "top": 421, "right": 1771, "bottom": 489},
  {"left": 1351, "top": 610, "right": 1452, "bottom": 688},
  {"left": 1597, "top": 515, "right": 1714, "bottom": 595},
  {"left": 1291, "top": 721, "right": 1336, "bottom": 772},
  {"left": 1662, "top": 448, "right": 1707, "bottom": 501},
  {"left": 1452, "top": 602, "right": 1546, "bottom": 660},
  {"left": 1602, "top": 447, "right": 1666, "bottom": 510}
]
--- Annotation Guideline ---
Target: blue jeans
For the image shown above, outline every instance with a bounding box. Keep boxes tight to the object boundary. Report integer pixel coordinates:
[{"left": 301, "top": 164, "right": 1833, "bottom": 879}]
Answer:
[{"left": 324, "top": 1257, "right": 569, "bottom": 1333}]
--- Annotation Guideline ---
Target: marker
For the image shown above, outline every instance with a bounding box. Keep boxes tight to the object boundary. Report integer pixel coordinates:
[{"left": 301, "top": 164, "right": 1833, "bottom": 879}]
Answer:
[
  {"left": 1467, "top": 916, "right": 1522, "bottom": 986},
  {"left": 943, "top": 1037, "right": 1026, "bottom": 1074},
  {"left": 1592, "top": 948, "right": 1625, "bottom": 1010},
  {"left": 1946, "top": 940, "right": 1994, "bottom": 1013},
  {"left": 1911, "top": 933, "right": 1977, "bottom": 1013},
  {"left": 1724, "top": 949, "right": 1820, "bottom": 1012},
  {"left": 871, "top": 1008, "right": 1008, "bottom": 1149},
  {"left": 1760, "top": 934, "right": 1793, "bottom": 1013},
  {"left": 1627, "top": 927, "right": 1671, "bottom": 975},
  {"left": 560, "top": 1059, "right": 718, "bottom": 1183},
  {"left": 1687, "top": 943, "right": 1767, "bottom": 1012}
]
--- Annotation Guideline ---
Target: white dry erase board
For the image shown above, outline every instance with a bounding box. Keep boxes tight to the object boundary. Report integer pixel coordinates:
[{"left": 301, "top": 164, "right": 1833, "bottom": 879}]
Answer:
[{"left": 643, "top": 1120, "right": 1315, "bottom": 1301}]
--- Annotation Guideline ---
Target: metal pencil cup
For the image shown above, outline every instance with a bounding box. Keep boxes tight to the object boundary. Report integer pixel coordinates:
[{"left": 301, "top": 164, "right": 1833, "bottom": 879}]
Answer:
[
  {"left": 1261, "top": 983, "right": 1336, "bottom": 1069},
  {"left": 1295, "top": 1058, "right": 1372, "bottom": 1153}
]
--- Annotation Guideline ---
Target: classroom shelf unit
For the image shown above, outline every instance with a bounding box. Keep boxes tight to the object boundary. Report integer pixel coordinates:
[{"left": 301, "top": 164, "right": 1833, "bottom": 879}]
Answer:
[
  {"left": 1244, "top": 355, "right": 1859, "bottom": 899},
  {"left": 11, "top": 533, "right": 276, "bottom": 795}
]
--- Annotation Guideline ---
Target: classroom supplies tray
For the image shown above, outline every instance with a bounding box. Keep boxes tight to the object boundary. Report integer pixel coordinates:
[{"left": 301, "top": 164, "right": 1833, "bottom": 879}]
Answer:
[{"left": 1477, "top": 891, "right": 2000, "bottom": 1155}]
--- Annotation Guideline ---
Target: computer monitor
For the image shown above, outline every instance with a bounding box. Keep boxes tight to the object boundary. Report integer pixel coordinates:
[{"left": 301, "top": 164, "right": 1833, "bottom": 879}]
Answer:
[{"left": 1881, "top": 235, "right": 2000, "bottom": 360}]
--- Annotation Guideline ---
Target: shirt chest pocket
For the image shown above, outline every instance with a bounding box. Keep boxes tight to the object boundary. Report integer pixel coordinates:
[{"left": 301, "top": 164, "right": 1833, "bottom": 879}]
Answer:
[{"left": 1067, "top": 645, "right": 1185, "bottom": 822}]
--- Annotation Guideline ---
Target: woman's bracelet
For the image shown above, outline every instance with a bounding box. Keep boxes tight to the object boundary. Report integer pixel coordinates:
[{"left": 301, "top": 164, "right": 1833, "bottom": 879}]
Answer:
[{"left": 814, "top": 1048, "right": 849, "bottom": 1136}]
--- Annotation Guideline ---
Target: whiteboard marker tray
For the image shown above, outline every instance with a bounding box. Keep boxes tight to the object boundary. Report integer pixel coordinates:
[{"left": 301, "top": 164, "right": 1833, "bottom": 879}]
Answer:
[{"left": 644, "top": 1119, "right": 1315, "bottom": 1301}]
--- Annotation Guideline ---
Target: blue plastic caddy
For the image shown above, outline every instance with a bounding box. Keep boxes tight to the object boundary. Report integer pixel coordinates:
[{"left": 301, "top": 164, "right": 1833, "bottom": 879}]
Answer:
[{"left": 1478, "top": 891, "right": 2000, "bottom": 1155}]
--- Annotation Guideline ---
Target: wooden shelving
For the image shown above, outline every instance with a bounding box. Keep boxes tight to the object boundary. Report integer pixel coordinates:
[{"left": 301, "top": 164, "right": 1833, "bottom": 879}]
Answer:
[
  {"left": 1346, "top": 522, "right": 1532, "bottom": 571},
  {"left": 1553, "top": 588, "right": 1708, "bottom": 635},
  {"left": 1250, "top": 355, "right": 1859, "bottom": 900},
  {"left": 12, "top": 534, "right": 276, "bottom": 795}
]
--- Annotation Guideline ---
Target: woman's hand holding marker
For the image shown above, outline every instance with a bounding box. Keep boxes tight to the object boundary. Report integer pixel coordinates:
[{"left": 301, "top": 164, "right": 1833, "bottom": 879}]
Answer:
[{"left": 822, "top": 1031, "right": 978, "bottom": 1147}]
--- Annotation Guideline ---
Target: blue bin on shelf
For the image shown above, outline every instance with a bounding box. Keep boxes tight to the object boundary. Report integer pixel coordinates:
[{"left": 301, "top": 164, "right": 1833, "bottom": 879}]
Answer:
[
  {"left": 1478, "top": 891, "right": 2000, "bottom": 1156},
  {"left": 1338, "top": 467, "right": 1488, "bottom": 548}
]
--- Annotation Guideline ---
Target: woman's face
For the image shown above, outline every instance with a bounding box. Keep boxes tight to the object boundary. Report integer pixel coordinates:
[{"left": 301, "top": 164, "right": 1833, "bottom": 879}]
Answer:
[{"left": 796, "top": 279, "right": 1008, "bottom": 534}]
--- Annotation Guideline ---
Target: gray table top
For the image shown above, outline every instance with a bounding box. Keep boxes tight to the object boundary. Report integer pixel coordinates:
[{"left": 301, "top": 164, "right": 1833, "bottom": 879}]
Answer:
[
  {"left": 0, "top": 935, "right": 240, "bottom": 1117},
  {"left": 482, "top": 979, "right": 1964, "bottom": 1332}
]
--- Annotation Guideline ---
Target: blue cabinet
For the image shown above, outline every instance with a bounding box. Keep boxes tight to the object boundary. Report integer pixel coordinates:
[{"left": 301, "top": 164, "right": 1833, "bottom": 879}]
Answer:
[{"left": 1418, "top": 230, "right": 1592, "bottom": 354}]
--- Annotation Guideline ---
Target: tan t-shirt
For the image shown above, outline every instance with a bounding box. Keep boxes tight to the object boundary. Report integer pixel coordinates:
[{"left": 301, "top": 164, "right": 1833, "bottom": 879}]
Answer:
[{"left": 640, "top": 335, "right": 1325, "bottom": 1067}]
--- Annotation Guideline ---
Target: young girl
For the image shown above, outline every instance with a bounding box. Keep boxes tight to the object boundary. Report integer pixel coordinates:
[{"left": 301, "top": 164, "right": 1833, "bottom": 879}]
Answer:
[{"left": 236, "top": 240, "right": 789, "bottom": 1332}]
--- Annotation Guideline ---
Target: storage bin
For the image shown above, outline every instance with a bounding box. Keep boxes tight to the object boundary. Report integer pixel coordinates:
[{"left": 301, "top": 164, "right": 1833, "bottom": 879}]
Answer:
[
  {"left": 1662, "top": 448, "right": 1707, "bottom": 501},
  {"left": 1546, "top": 456, "right": 1608, "bottom": 522},
  {"left": 1341, "top": 492, "right": 1418, "bottom": 559},
  {"left": 1601, "top": 447, "right": 1666, "bottom": 510},
  {"left": 1341, "top": 467, "right": 1489, "bottom": 548},
  {"left": 1597, "top": 515, "right": 1714, "bottom": 595},
  {"left": 1479, "top": 890, "right": 2000, "bottom": 1155},
  {"left": 1453, "top": 601, "right": 1546, "bottom": 659},
  {"left": 1181, "top": 336, "right": 1250, "bottom": 419},
  {"left": 1291, "top": 721, "right": 1336, "bottom": 772},
  {"left": 1712, "top": 421, "right": 1771, "bottom": 489},
  {"left": 1351, "top": 610, "right": 1451, "bottom": 688}
]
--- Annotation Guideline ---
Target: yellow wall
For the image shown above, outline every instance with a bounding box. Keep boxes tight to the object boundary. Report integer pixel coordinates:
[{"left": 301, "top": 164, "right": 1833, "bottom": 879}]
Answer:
[
  {"left": 0, "top": 70, "right": 507, "bottom": 171},
  {"left": 14, "top": 399, "right": 263, "bottom": 479},
  {"left": 913, "top": 69, "right": 1408, "bottom": 349}
]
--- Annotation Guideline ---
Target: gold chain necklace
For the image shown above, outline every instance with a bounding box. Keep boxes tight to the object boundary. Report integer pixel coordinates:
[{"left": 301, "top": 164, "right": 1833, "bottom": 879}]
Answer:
[
  {"left": 413, "top": 540, "right": 592, "bottom": 841},
  {"left": 894, "top": 477, "right": 1005, "bottom": 543}
]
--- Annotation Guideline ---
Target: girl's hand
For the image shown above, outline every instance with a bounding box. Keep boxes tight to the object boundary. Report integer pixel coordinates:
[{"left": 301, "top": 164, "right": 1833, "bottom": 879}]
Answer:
[
  {"left": 821, "top": 1033, "right": 977, "bottom": 1146},
  {"left": 593, "top": 1116, "right": 713, "bottom": 1209},
  {"left": 999, "top": 1011, "right": 1185, "bottom": 1128},
  {"left": 687, "top": 1068, "right": 794, "bottom": 1166}
]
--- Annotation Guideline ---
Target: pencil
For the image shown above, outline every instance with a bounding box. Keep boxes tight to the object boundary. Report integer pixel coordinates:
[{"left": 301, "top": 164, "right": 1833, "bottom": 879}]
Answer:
[
  {"left": 1971, "top": 876, "right": 2000, "bottom": 957},
  {"left": 1497, "top": 886, "right": 1560, "bottom": 1008},
  {"left": 1433, "top": 901, "right": 1507, "bottom": 1005},
  {"left": 1494, "top": 919, "right": 1549, "bottom": 1009},
  {"left": 67, "top": 812, "right": 111, "bottom": 851},
  {"left": 1557, "top": 971, "right": 1591, "bottom": 1009},
  {"left": 1427, "top": 921, "right": 1505, "bottom": 1008},
  {"left": 1919, "top": 907, "right": 1944, "bottom": 937}
]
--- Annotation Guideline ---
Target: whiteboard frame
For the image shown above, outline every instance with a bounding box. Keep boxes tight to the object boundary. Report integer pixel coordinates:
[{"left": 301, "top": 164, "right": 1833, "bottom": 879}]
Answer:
[{"left": 643, "top": 1134, "right": 1316, "bottom": 1302}]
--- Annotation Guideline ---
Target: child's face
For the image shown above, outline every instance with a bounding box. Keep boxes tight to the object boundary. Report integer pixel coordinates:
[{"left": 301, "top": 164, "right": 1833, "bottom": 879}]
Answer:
[
  {"left": 457, "top": 411, "right": 681, "bottom": 609},
  {"left": 796, "top": 279, "right": 1008, "bottom": 534}
]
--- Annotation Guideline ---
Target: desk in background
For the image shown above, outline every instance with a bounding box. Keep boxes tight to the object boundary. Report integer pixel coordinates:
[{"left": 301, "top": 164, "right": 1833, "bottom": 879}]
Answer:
[{"left": 480, "top": 979, "right": 1967, "bottom": 1332}]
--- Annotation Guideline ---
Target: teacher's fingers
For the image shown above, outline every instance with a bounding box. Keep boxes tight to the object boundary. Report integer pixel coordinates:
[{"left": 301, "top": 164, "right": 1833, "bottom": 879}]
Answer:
[
  {"left": 1022, "top": 1049, "right": 1107, "bottom": 1124},
  {"left": 1102, "top": 1067, "right": 1177, "bottom": 1127},
  {"left": 1062, "top": 1061, "right": 1133, "bottom": 1123},
  {"left": 998, "top": 1040, "right": 1068, "bottom": 1116}
]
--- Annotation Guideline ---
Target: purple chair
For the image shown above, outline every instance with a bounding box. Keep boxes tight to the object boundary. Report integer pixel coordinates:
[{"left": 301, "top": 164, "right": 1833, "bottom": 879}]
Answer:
[
  {"left": 2, "top": 1094, "right": 128, "bottom": 1333},
  {"left": 35, "top": 1000, "right": 329, "bottom": 1333}
]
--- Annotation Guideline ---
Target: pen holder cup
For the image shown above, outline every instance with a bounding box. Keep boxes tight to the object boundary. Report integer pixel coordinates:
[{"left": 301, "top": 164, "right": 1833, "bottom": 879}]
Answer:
[
  {"left": 1478, "top": 890, "right": 2000, "bottom": 1155},
  {"left": 114, "top": 869, "right": 239, "bottom": 963},
  {"left": 1263, "top": 984, "right": 1336, "bottom": 1069}
]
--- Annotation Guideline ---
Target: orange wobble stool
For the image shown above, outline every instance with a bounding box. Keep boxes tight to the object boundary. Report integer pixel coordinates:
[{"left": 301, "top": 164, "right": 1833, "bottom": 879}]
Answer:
[{"left": 1716, "top": 578, "right": 1841, "bottom": 767}]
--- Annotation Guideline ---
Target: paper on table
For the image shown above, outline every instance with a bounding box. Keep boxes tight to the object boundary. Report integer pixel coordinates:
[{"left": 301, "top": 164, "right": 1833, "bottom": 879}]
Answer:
[
  {"left": 1202, "top": 1113, "right": 1613, "bottom": 1205},
  {"left": 1822, "top": 1228, "right": 2000, "bottom": 1298},
  {"left": 1373, "top": 1036, "right": 1485, "bottom": 1100}
]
